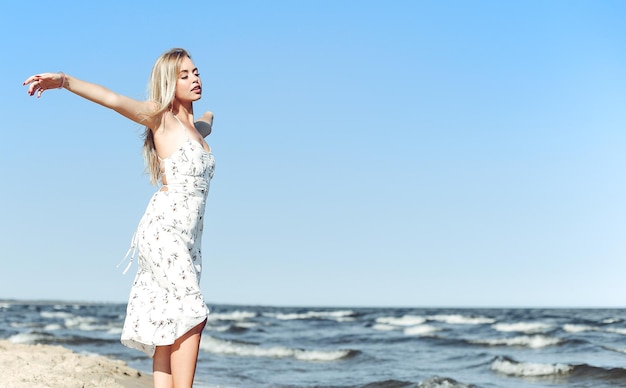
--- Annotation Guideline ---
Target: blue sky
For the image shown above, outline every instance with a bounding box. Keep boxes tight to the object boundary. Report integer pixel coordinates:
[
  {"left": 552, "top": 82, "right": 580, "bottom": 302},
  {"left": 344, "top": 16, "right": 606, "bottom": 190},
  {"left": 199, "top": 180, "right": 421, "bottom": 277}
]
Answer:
[{"left": 2, "top": 1, "right": 626, "bottom": 307}]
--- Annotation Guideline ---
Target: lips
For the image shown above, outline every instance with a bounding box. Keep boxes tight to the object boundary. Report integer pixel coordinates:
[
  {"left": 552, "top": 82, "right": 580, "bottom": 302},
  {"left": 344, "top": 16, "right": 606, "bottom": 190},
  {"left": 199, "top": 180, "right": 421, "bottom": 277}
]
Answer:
[{"left": 192, "top": 86, "right": 202, "bottom": 93}]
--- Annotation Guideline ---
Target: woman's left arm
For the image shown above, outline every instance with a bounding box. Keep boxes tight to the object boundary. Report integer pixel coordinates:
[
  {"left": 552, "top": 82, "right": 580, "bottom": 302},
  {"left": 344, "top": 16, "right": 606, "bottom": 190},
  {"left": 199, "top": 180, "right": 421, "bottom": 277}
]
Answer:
[{"left": 195, "top": 111, "right": 213, "bottom": 138}]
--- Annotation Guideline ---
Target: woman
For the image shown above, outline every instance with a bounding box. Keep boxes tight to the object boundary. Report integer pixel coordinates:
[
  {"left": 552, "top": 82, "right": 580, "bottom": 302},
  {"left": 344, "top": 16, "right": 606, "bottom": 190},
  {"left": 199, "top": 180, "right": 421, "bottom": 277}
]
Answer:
[{"left": 23, "top": 48, "right": 214, "bottom": 388}]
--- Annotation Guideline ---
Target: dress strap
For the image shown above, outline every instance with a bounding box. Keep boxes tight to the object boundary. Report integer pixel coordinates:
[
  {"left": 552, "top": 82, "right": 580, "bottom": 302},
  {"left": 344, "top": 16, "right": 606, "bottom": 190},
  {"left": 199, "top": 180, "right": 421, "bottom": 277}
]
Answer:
[
  {"left": 117, "top": 230, "right": 138, "bottom": 275},
  {"left": 171, "top": 114, "right": 190, "bottom": 137},
  {"left": 117, "top": 213, "right": 148, "bottom": 274},
  {"left": 156, "top": 113, "right": 188, "bottom": 162}
]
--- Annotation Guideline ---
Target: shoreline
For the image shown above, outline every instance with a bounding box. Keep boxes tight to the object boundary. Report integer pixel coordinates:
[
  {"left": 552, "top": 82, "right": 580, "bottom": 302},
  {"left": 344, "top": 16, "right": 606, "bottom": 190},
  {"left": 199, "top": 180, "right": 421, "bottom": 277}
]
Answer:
[{"left": 0, "top": 339, "right": 152, "bottom": 388}]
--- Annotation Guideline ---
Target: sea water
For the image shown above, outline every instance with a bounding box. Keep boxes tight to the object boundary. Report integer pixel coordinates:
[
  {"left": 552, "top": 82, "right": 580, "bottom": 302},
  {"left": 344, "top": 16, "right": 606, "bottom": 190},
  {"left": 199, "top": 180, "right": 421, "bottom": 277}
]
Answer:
[{"left": 2, "top": 301, "right": 626, "bottom": 387}]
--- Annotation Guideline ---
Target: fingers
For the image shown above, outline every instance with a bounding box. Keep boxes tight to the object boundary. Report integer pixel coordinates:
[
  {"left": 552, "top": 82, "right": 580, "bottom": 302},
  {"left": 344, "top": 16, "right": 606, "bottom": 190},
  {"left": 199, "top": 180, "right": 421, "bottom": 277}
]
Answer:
[
  {"left": 28, "top": 79, "right": 43, "bottom": 97},
  {"left": 37, "top": 84, "right": 45, "bottom": 98},
  {"left": 23, "top": 74, "right": 46, "bottom": 98},
  {"left": 22, "top": 74, "right": 41, "bottom": 86}
]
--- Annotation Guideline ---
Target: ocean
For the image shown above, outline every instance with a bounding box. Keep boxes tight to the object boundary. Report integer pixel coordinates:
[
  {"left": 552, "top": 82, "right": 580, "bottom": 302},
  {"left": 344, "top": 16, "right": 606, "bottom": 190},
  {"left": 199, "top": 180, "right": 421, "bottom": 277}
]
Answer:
[{"left": 2, "top": 301, "right": 626, "bottom": 387}]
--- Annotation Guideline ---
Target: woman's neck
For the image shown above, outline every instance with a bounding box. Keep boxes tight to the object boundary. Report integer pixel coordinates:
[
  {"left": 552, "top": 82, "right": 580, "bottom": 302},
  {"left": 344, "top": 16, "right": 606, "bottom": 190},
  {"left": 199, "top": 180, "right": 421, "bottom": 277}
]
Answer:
[{"left": 171, "top": 102, "right": 194, "bottom": 121}]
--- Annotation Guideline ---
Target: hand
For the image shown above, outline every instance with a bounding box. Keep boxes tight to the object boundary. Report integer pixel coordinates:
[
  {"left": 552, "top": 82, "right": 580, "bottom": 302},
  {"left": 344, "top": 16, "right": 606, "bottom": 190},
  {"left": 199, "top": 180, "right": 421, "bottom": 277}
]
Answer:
[
  {"left": 23, "top": 72, "right": 66, "bottom": 98},
  {"left": 197, "top": 111, "right": 214, "bottom": 126}
]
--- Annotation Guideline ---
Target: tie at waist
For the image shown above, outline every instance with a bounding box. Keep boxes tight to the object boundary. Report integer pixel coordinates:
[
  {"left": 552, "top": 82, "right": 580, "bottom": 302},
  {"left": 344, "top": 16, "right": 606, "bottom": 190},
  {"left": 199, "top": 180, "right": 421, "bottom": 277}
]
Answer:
[{"left": 160, "top": 180, "right": 209, "bottom": 196}]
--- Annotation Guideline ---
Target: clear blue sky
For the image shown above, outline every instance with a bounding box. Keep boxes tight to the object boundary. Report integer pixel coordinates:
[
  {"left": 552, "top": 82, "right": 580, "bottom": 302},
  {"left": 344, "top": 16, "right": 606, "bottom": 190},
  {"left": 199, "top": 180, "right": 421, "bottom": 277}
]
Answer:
[{"left": 2, "top": 1, "right": 626, "bottom": 307}]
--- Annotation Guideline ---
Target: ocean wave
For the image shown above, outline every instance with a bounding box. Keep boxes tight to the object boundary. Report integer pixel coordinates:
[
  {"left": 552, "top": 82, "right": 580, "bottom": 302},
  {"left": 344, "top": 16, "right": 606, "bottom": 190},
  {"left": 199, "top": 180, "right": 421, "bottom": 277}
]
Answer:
[
  {"left": 372, "top": 323, "right": 397, "bottom": 331},
  {"left": 208, "top": 311, "right": 257, "bottom": 321},
  {"left": 64, "top": 316, "right": 116, "bottom": 332},
  {"left": 41, "top": 311, "right": 113, "bottom": 332},
  {"left": 473, "top": 335, "right": 562, "bottom": 348},
  {"left": 602, "top": 345, "right": 626, "bottom": 354},
  {"left": 562, "top": 324, "right": 626, "bottom": 336},
  {"left": 418, "top": 376, "right": 476, "bottom": 387},
  {"left": 40, "top": 311, "right": 75, "bottom": 319},
  {"left": 563, "top": 324, "right": 599, "bottom": 333},
  {"left": 107, "top": 327, "right": 123, "bottom": 335},
  {"left": 200, "top": 336, "right": 356, "bottom": 361},
  {"left": 376, "top": 315, "right": 426, "bottom": 326},
  {"left": 606, "top": 327, "right": 626, "bottom": 335},
  {"left": 205, "top": 324, "right": 231, "bottom": 332},
  {"left": 360, "top": 379, "right": 418, "bottom": 387},
  {"left": 10, "top": 321, "right": 41, "bottom": 329},
  {"left": 404, "top": 325, "right": 440, "bottom": 336},
  {"left": 492, "top": 357, "right": 626, "bottom": 382},
  {"left": 0, "top": 303, "right": 10, "bottom": 309},
  {"left": 265, "top": 310, "right": 356, "bottom": 322},
  {"left": 233, "top": 321, "right": 258, "bottom": 328},
  {"left": 428, "top": 314, "right": 495, "bottom": 325},
  {"left": 492, "top": 322, "right": 551, "bottom": 333},
  {"left": 572, "top": 363, "right": 626, "bottom": 380},
  {"left": 491, "top": 356, "right": 572, "bottom": 377},
  {"left": 8, "top": 332, "right": 55, "bottom": 344},
  {"left": 360, "top": 376, "right": 475, "bottom": 388}
]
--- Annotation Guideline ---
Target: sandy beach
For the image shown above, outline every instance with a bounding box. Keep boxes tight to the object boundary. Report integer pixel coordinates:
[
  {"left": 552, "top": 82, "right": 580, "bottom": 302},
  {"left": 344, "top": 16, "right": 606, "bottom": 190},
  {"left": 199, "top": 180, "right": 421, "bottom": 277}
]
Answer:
[{"left": 0, "top": 340, "right": 152, "bottom": 388}]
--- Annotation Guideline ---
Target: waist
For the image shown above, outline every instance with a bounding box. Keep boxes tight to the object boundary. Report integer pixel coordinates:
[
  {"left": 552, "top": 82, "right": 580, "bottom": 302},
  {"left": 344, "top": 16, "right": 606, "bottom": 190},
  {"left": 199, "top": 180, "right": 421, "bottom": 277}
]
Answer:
[{"left": 159, "top": 180, "right": 209, "bottom": 196}]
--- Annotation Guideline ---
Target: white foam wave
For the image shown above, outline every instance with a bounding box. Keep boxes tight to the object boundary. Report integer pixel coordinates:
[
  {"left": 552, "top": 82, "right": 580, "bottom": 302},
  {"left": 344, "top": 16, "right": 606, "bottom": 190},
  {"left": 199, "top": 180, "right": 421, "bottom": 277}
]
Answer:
[
  {"left": 44, "top": 324, "right": 63, "bottom": 331},
  {"left": 428, "top": 314, "right": 495, "bottom": 325},
  {"left": 418, "top": 376, "right": 474, "bottom": 388},
  {"left": 200, "top": 336, "right": 351, "bottom": 361},
  {"left": 8, "top": 333, "right": 52, "bottom": 344},
  {"left": 492, "top": 322, "right": 551, "bottom": 333},
  {"left": 404, "top": 325, "right": 440, "bottom": 336},
  {"left": 208, "top": 311, "right": 257, "bottom": 321},
  {"left": 64, "top": 316, "right": 110, "bottom": 331},
  {"left": 491, "top": 358, "right": 572, "bottom": 376},
  {"left": 563, "top": 324, "right": 599, "bottom": 333},
  {"left": 376, "top": 315, "right": 426, "bottom": 326},
  {"left": 10, "top": 322, "right": 39, "bottom": 328},
  {"left": 607, "top": 327, "right": 626, "bottom": 335},
  {"left": 0, "top": 303, "right": 10, "bottom": 309},
  {"left": 474, "top": 335, "right": 561, "bottom": 348},
  {"left": 267, "top": 310, "right": 355, "bottom": 322},
  {"left": 40, "top": 311, "right": 74, "bottom": 319},
  {"left": 206, "top": 324, "right": 231, "bottom": 332},
  {"left": 603, "top": 318, "right": 620, "bottom": 324},
  {"left": 372, "top": 323, "right": 397, "bottom": 331},
  {"left": 234, "top": 322, "right": 258, "bottom": 328}
]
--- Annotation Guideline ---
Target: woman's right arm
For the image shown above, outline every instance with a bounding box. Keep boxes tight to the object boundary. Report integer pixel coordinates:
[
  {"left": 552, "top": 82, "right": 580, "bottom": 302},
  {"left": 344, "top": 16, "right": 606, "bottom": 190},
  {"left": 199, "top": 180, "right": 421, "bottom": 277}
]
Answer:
[{"left": 23, "top": 72, "right": 158, "bottom": 128}]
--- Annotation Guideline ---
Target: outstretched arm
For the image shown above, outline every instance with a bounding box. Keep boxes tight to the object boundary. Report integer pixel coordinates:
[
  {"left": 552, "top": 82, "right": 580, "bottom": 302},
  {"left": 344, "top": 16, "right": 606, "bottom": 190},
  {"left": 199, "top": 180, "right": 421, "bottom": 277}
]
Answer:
[
  {"left": 23, "top": 72, "right": 158, "bottom": 128},
  {"left": 195, "top": 111, "right": 213, "bottom": 138}
]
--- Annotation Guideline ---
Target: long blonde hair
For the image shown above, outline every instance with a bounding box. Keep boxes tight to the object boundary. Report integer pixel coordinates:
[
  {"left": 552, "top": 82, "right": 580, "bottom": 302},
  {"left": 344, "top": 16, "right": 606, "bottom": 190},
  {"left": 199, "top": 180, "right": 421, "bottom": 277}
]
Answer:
[{"left": 142, "top": 48, "right": 191, "bottom": 185}]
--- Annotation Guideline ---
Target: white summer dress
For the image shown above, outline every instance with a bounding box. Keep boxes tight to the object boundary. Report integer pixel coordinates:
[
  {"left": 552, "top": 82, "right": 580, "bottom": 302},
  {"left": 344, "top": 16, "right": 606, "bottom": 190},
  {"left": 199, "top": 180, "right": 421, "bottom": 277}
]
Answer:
[{"left": 120, "top": 115, "right": 215, "bottom": 357}]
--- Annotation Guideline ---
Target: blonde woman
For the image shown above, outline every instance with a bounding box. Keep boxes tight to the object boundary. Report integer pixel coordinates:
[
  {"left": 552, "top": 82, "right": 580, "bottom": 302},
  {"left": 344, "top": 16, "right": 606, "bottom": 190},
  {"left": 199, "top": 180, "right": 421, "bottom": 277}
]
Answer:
[{"left": 23, "top": 48, "right": 215, "bottom": 388}]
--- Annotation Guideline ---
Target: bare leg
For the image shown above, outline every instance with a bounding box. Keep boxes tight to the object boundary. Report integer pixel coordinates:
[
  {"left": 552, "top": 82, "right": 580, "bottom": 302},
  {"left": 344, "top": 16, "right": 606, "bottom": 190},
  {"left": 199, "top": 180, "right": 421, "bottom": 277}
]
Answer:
[
  {"left": 153, "top": 345, "right": 173, "bottom": 388},
  {"left": 171, "top": 319, "right": 207, "bottom": 387}
]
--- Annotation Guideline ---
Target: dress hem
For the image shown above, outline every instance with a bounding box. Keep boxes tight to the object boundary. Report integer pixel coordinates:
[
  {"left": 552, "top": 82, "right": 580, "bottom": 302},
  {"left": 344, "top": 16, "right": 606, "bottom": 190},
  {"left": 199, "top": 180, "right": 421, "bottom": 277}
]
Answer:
[{"left": 121, "top": 313, "right": 209, "bottom": 358}]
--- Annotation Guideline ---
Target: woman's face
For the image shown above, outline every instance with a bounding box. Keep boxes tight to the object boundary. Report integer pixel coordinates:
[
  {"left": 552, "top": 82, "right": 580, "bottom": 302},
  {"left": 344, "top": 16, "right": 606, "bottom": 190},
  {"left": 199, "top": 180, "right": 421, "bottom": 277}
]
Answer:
[{"left": 175, "top": 56, "right": 202, "bottom": 102}]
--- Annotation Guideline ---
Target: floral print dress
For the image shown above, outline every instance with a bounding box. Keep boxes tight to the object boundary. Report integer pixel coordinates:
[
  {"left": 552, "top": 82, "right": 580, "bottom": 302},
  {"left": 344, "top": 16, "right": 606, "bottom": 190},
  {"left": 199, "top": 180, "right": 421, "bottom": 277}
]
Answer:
[{"left": 120, "top": 116, "right": 215, "bottom": 357}]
